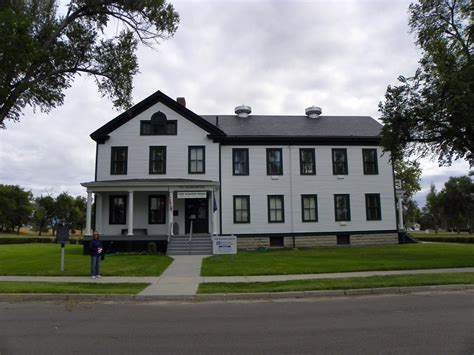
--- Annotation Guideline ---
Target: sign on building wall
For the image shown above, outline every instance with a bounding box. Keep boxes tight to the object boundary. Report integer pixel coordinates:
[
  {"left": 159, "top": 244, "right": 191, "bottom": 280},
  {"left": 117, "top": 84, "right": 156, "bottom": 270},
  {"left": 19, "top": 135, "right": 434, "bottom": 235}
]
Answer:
[
  {"left": 212, "top": 235, "right": 237, "bottom": 255},
  {"left": 177, "top": 191, "right": 207, "bottom": 199}
]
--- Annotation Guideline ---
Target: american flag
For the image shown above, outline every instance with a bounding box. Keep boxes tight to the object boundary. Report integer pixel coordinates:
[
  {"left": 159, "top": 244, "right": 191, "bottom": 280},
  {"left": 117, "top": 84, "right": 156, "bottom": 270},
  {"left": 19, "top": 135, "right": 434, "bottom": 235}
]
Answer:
[{"left": 168, "top": 191, "right": 173, "bottom": 211}]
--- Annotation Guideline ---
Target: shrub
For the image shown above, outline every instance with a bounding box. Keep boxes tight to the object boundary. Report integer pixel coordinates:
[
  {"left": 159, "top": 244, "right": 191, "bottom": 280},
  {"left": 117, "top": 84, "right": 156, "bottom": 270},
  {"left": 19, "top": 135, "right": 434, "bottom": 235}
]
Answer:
[
  {"left": 147, "top": 242, "right": 157, "bottom": 254},
  {"left": 416, "top": 236, "right": 474, "bottom": 243},
  {"left": 0, "top": 237, "right": 55, "bottom": 244}
]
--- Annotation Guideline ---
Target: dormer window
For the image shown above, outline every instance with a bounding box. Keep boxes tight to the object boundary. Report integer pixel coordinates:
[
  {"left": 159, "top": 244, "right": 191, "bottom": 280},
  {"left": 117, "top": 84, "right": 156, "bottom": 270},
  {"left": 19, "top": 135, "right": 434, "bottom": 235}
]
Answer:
[{"left": 140, "top": 111, "right": 177, "bottom": 135}]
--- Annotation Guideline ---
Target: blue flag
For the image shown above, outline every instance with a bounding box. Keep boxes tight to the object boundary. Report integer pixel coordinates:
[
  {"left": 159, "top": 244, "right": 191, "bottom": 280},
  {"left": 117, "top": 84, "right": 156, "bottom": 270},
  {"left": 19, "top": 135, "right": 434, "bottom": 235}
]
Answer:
[{"left": 213, "top": 191, "right": 218, "bottom": 212}]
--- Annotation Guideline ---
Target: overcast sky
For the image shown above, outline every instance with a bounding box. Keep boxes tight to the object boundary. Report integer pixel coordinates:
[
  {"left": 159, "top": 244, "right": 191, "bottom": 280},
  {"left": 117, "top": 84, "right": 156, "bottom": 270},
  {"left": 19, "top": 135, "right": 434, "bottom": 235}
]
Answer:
[{"left": 0, "top": 0, "right": 471, "bottom": 206}]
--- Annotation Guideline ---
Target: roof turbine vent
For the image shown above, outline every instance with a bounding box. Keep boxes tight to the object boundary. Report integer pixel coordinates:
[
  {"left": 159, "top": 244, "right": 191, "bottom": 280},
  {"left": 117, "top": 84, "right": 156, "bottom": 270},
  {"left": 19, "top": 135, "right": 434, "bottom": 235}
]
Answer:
[
  {"left": 305, "top": 106, "right": 322, "bottom": 118},
  {"left": 235, "top": 105, "right": 252, "bottom": 118}
]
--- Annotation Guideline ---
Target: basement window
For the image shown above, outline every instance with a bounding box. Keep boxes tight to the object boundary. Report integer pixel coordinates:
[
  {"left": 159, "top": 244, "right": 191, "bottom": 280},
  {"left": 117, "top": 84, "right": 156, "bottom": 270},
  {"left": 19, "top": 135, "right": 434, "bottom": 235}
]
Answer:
[
  {"left": 270, "top": 236, "right": 284, "bottom": 247},
  {"left": 336, "top": 234, "right": 350, "bottom": 245}
]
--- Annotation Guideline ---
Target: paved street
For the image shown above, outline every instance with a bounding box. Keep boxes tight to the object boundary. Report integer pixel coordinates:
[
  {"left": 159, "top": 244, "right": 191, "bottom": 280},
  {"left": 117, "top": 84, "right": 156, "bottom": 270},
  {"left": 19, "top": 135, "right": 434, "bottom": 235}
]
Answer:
[{"left": 0, "top": 291, "right": 472, "bottom": 354}]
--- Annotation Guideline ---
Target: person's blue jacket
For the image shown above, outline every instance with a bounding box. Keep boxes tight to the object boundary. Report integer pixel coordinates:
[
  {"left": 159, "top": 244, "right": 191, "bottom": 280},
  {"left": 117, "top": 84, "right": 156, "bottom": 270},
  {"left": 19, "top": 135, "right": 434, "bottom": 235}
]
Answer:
[{"left": 89, "top": 239, "right": 103, "bottom": 256}]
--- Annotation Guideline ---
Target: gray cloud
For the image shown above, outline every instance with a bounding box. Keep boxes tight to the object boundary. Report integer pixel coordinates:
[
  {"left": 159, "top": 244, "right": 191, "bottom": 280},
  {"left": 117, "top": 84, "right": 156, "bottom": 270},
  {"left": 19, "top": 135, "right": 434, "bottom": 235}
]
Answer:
[{"left": 0, "top": 0, "right": 470, "bottom": 200}]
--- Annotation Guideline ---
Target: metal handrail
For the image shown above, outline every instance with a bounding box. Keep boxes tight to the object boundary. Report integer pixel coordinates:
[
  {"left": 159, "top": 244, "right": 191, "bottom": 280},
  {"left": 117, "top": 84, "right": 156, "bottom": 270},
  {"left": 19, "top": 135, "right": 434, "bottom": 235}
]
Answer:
[{"left": 189, "top": 220, "right": 193, "bottom": 255}]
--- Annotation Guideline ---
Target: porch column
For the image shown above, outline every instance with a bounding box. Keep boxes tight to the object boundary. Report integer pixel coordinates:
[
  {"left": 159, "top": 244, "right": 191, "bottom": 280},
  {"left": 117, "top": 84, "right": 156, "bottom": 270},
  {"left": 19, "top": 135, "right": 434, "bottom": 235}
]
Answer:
[
  {"left": 397, "top": 195, "right": 404, "bottom": 231},
  {"left": 95, "top": 193, "right": 102, "bottom": 233},
  {"left": 85, "top": 191, "right": 92, "bottom": 236},
  {"left": 168, "top": 189, "right": 174, "bottom": 237},
  {"left": 128, "top": 190, "right": 134, "bottom": 236}
]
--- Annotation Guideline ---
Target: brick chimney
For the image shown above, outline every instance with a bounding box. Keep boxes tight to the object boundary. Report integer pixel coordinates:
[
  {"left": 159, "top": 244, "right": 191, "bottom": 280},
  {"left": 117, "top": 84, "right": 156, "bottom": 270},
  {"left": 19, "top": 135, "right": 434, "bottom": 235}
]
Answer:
[{"left": 177, "top": 97, "right": 186, "bottom": 107}]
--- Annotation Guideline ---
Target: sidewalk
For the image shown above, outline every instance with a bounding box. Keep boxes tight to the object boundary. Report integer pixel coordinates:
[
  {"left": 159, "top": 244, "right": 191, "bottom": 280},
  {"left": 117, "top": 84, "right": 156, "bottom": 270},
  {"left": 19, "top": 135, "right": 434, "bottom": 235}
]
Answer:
[{"left": 1, "top": 260, "right": 473, "bottom": 297}]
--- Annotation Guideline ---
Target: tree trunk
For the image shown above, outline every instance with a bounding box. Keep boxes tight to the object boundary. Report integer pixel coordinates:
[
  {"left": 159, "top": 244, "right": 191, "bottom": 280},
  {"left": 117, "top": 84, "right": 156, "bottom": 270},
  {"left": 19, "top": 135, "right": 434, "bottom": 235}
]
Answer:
[{"left": 16, "top": 225, "right": 20, "bottom": 235}]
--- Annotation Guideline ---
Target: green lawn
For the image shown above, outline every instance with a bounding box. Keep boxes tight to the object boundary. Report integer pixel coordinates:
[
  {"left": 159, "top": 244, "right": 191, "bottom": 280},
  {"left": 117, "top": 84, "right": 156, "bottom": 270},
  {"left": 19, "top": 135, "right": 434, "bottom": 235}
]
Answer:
[
  {"left": 201, "top": 243, "right": 474, "bottom": 276},
  {"left": 0, "top": 281, "right": 149, "bottom": 294},
  {"left": 0, "top": 244, "right": 172, "bottom": 276},
  {"left": 198, "top": 272, "right": 474, "bottom": 294}
]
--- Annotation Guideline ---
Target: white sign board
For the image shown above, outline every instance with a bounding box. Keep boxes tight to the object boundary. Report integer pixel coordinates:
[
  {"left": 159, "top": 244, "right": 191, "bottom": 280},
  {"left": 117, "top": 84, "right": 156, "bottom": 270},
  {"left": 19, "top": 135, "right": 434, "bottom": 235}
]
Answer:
[
  {"left": 212, "top": 235, "right": 237, "bottom": 255},
  {"left": 177, "top": 191, "right": 207, "bottom": 199}
]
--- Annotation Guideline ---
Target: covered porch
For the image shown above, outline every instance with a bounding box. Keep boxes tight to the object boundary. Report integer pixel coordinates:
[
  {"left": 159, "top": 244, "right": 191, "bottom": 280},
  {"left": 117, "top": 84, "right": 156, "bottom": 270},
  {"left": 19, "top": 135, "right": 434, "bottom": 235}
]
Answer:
[{"left": 81, "top": 178, "right": 220, "bottom": 242}]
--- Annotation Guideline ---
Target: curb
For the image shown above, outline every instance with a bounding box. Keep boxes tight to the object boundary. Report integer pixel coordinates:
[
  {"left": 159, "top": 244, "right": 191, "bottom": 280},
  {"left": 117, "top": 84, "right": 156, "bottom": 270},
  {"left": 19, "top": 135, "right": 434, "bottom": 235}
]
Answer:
[{"left": 0, "top": 284, "right": 473, "bottom": 303}]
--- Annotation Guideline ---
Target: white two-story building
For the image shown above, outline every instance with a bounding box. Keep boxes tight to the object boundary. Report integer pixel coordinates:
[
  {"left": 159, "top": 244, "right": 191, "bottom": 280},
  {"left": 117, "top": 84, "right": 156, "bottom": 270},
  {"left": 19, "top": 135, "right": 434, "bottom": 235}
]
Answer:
[{"left": 82, "top": 90, "right": 398, "bottom": 253}]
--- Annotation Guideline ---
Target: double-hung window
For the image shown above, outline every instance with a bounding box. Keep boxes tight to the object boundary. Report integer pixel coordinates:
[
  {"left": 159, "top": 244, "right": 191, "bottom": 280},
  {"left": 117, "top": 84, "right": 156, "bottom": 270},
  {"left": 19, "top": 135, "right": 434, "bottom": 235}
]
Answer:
[
  {"left": 109, "top": 195, "right": 126, "bottom": 224},
  {"left": 300, "top": 148, "right": 316, "bottom": 175},
  {"left": 365, "top": 194, "right": 382, "bottom": 220},
  {"left": 149, "top": 146, "right": 166, "bottom": 174},
  {"left": 334, "top": 194, "right": 351, "bottom": 221},
  {"left": 301, "top": 195, "right": 318, "bottom": 222},
  {"left": 233, "top": 148, "right": 249, "bottom": 175},
  {"left": 188, "top": 146, "right": 205, "bottom": 174},
  {"left": 363, "top": 149, "right": 379, "bottom": 174},
  {"left": 110, "top": 147, "right": 128, "bottom": 175},
  {"left": 267, "top": 148, "right": 283, "bottom": 175},
  {"left": 233, "top": 195, "right": 250, "bottom": 223},
  {"left": 149, "top": 195, "right": 166, "bottom": 224},
  {"left": 332, "top": 148, "right": 348, "bottom": 175},
  {"left": 268, "top": 195, "right": 284, "bottom": 223}
]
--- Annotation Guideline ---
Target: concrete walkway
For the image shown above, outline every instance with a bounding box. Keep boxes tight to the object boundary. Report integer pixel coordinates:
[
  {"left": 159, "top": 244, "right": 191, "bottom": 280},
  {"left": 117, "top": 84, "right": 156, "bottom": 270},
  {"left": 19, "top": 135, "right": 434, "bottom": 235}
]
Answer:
[
  {"left": 1, "top": 261, "right": 473, "bottom": 296},
  {"left": 138, "top": 255, "right": 206, "bottom": 296}
]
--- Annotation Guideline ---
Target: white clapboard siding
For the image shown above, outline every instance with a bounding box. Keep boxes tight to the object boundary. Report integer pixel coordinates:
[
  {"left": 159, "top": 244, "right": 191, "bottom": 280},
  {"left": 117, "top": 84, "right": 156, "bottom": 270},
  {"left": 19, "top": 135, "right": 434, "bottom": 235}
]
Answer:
[
  {"left": 96, "top": 102, "right": 219, "bottom": 182},
  {"left": 220, "top": 145, "right": 396, "bottom": 235}
]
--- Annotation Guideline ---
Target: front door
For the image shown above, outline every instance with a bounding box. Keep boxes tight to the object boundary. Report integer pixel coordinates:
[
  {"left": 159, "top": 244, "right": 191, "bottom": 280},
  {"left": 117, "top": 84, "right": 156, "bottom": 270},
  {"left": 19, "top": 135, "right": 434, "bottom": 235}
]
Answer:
[{"left": 185, "top": 197, "right": 209, "bottom": 234}]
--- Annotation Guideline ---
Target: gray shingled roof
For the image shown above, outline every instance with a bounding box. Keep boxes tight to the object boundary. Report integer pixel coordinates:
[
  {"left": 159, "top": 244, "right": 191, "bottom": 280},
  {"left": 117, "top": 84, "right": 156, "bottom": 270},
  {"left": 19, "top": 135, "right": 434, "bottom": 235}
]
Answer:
[{"left": 201, "top": 115, "right": 382, "bottom": 137}]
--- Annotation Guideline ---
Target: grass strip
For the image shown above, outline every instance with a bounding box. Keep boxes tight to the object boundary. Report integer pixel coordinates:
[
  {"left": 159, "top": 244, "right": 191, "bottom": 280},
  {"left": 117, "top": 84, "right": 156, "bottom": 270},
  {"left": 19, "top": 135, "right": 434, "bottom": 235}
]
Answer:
[
  {"left": 198, "top": 272, "right": 474, "bottom": 294},
  {"left": 0, "top": 281, "right": 150, "bottom": 294},
  {"left": 0, "top": 244, "right": 173, "bottom": 276},
  {"left": 201, "top": 244, "right": 474, "bottom": 276}
]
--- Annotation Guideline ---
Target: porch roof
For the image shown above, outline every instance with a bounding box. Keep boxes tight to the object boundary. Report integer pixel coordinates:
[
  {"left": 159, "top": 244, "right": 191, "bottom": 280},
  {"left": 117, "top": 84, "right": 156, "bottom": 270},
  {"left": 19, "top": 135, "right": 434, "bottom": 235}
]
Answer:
[{"left": 81, "top": 178, "right": 219, "bottom": 191}]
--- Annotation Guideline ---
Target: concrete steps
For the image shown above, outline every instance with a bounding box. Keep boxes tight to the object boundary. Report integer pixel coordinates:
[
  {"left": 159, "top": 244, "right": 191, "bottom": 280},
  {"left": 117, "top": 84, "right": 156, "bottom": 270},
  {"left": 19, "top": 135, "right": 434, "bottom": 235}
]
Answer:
[{"left": 167, "top": 235, "right": 213, "bottom": 255}]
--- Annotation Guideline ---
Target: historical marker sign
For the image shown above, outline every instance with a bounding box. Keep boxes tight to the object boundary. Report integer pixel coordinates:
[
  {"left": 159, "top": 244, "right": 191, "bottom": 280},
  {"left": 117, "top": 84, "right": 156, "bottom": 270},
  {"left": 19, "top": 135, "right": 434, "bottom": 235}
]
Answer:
[{"left": 212, "top": 235, "right": 237, "bottom": 255}]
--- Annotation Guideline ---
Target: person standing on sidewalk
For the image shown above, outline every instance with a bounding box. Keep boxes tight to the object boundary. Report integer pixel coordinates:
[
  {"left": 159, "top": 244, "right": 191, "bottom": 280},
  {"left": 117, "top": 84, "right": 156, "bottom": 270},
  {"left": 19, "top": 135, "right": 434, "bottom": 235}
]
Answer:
[{"left": 89, "top": 231, "right": 103, "bottom": 279}]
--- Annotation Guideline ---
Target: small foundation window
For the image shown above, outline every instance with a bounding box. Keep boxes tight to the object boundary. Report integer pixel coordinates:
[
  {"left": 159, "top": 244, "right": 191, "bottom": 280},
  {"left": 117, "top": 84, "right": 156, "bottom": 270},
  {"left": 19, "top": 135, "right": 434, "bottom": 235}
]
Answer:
[
  {"left": 270, "top": 236, "right": 284, "bottom": 247},
  {"left": 336, "top": 234, "right": 350, "bottom": 245}
]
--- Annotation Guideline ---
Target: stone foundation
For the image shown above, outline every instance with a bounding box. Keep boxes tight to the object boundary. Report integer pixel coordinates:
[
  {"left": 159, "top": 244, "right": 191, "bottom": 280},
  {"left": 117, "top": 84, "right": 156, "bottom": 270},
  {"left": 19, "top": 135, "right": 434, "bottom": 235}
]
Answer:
[
  {"left": 350, "top": 233, "right": 398, "bottom": 246},
  {"left": 237, "top": 237, "right": 270, "bottom": 250},
  {"left": 237, "top": 233, "right": 398, "bottom": 250}
]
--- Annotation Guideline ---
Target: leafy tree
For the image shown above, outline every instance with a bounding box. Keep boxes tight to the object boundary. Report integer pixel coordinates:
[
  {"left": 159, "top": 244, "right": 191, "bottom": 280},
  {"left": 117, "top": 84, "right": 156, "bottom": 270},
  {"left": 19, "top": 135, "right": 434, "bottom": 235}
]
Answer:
[
  {"left": 0, "top": 0, "right": 179, "bottom": 127},
  {"left": 394, "top": 159, "right": 422, "bottom": 227},
  {"left": 379, "top": 0, "right": 473, "bottom": 167},
  {"left": 394, "top": 159, "right": 422, "bottom": 200},
  {"left": 72, "top": 196, "right": 86, "bottom": 234},
  {"left": 32, "top": 195, "right": 55, "bottom": 235},
  {"left": 405, "top": 199, "right": 421, "bottom": 230},
  {"left": 441, "top": 175, "right": 474, "bottom": 233},
  {"left": 0, "top": 184, "right": 33, "bottom": 234},
  {"left": 425, "top": 184, "right": 443, "bottom": 233}
]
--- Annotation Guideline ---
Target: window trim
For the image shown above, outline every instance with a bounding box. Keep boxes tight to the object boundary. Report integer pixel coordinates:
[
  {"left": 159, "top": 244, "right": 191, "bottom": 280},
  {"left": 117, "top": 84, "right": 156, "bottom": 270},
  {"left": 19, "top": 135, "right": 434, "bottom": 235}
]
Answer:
[
  {"left": 365, "top": 193, "right": 382, "bottom": 221},
  {"left": 266, "top": 148, "right": 283, "bottom": 175},
  {"left": 362, "top": 148, "right": 379, "bottom": 175},
  {"left": 299, "top": 148, "right": 316, "bottom": 175},
  {"left": 232, "top": 148, "right": 249, "bottom": 176},
  {"left": 149, "top": 146, "right": 167, "bottom": 175},
  {"left": 110, "top": 147, "right": 128, "bottom": 175},
  {"left": 301, "top": 194, "right": 318, "bottom": 222},
  {"left": 109, "top": 195, "right": 127, "bottom": 225},
  {"left": 334, "top": 194, "right": 351, "bottom": 222},
  {"left": 148, "top": 195, "right": 166, "bottom": 224},
  {"left": 233, "top": 195, "right": 250, "bottom": 224},
  {"left": 188, "top": 146, "right": 206, "bottom": 174},
  {"left": 332, "top": 148, "right": 348, "bottom": 175},
  {"left": 140, "top": 120, "right": 177, "bottom": 135},
  {"left": 267, "top": 195, "right": 285, "bottom": 223}
]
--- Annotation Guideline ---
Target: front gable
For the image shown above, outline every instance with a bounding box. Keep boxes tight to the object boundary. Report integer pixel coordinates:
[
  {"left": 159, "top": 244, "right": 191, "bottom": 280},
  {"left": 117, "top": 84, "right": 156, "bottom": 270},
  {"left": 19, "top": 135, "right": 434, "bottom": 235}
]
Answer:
[{"left": 90, "top": 90, "right": 225, "bottom": 143}]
